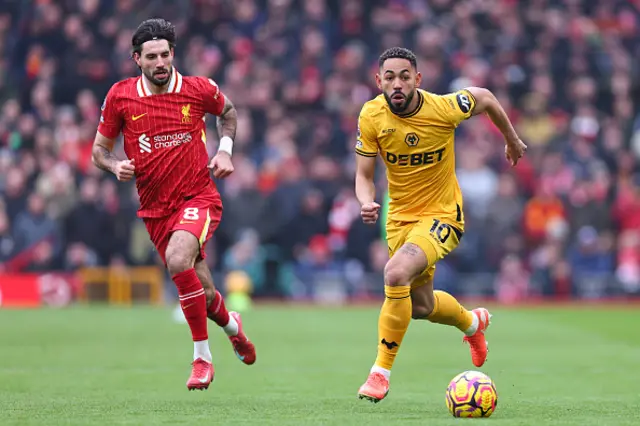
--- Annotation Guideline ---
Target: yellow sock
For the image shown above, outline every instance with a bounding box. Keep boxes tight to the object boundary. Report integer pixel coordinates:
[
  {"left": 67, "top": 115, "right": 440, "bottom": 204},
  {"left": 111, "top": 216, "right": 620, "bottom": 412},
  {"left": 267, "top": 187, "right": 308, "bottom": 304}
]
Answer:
[
  {"left": 427, "top": 290, "right": 474, "bottom": 332},
  {"left": 374, "top": 285, "right": 412, "bottom": 370}
]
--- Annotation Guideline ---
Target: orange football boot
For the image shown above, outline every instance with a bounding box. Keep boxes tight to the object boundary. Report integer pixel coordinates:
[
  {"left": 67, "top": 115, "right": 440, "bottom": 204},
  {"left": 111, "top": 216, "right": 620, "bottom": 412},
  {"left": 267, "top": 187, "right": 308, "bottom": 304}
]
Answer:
[
  {"left": 358, "top": 372, "right": 390, "bottom": 403},
  {"left": 463, "top": 308, "right": 492, "bottom": 367}
]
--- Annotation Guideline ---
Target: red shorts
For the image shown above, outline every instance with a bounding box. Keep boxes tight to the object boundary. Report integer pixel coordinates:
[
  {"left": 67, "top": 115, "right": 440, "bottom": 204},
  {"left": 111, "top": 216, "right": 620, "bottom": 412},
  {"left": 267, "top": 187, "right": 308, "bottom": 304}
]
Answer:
[{"left": 143, "top": 193, "right": 222, "bottom": 265}]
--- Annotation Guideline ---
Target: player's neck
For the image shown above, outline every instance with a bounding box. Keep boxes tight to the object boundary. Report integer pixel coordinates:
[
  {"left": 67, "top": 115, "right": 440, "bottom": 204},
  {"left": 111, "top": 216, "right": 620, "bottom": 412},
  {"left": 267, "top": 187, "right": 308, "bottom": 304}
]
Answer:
[{"left": 142, "top": 73, "right": 170, "bottom": 95}]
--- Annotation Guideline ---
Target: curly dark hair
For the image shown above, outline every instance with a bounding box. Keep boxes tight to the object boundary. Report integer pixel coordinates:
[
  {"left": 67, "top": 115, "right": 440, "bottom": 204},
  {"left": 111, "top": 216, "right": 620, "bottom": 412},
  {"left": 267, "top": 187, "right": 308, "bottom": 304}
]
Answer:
[
  {"left": 131, "top": 18, "right": 176, "bottom": 55},
  {"left": 378, "top": 47, "right": 417, "bottom": 69}
]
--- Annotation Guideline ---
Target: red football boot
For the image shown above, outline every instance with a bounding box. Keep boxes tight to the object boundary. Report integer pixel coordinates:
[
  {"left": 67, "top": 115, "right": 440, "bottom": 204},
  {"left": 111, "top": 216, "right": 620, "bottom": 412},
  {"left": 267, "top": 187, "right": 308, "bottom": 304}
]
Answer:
[
  {"left": 186, "top": 358, "right": 214, "bottom": 391},
  {"left": 228, "top": 311, "right": 256, "bottom": 365}
]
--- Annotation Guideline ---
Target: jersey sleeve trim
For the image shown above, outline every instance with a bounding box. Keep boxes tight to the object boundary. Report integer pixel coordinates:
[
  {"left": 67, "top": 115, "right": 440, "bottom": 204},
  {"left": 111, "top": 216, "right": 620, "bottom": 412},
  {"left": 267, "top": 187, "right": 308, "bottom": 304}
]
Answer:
[
  {"left": 97, "top": 126, "right": 120, "bottom": 139},
  {"left": 203, "top": 78, "right": 225, "bottom": 116},
  {"left": 97, "top": 84, "right": 123, "bottom": 139},
  {"left": 355, "top": 148, "right": 378, "bottom": 157},
  {"left": 356, "top": 103, "right": 380, "bottom": 155}
]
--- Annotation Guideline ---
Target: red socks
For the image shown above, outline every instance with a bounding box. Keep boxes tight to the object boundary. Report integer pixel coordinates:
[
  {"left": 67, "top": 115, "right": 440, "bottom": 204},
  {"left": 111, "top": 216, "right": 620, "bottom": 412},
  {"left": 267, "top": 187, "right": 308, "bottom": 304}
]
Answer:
[
  {"left": 173, "top": 269, "right": 208, "bottom": 342},
  {"left": 207, "top": 290, "right": 230, "bottom": 327},
  {"left": 174, "top": 268, "right": 229, "bottom": 338}
]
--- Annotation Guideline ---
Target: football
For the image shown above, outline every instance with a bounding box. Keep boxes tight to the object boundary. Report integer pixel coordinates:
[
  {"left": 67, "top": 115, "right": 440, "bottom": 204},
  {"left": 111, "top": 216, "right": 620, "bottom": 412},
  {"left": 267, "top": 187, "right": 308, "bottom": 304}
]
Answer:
[{"left": 445, "top": 370, "right": 498, "bottom": 418}]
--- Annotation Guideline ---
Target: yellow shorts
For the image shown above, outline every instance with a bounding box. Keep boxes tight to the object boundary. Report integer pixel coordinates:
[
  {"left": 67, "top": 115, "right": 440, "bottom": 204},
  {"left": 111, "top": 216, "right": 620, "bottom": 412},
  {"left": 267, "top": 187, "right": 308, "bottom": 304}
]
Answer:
[{"left": 386, "top": 217, "right": 463, "bottom": 288}]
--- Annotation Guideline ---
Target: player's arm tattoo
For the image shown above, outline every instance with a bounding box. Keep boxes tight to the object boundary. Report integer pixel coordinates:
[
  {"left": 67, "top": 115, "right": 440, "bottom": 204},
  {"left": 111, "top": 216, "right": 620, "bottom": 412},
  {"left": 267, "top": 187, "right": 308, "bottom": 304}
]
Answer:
[
  {"left": 91, "top": 136, "right": 119, "bottom": 174},
  {"left": 216, "top": 95, "right": 237, "bottom": 140}
]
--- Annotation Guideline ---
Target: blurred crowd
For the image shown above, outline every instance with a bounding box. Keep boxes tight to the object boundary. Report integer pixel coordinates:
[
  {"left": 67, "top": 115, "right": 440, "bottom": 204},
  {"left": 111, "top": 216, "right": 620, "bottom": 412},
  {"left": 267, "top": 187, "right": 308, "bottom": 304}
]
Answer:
[{"left": 0, "top": 0, "right": 639, "bottom": 301}]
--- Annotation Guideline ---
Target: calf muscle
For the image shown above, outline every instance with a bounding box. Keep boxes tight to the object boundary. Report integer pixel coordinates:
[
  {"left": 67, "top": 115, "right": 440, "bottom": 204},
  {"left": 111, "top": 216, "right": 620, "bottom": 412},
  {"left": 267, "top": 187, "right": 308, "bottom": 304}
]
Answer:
[{"left": 195, "top": 259, "right": 216, "bottom": 305}]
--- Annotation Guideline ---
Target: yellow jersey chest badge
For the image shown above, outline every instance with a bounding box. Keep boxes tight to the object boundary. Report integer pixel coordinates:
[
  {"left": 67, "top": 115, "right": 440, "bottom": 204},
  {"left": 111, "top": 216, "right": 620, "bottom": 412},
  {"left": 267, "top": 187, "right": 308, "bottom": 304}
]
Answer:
[
  {"left": 405, "top": 132, "right": 419, "bottom": 147},
  {"left": 181, "top": 104, "right": 192, "bottom": 124}
]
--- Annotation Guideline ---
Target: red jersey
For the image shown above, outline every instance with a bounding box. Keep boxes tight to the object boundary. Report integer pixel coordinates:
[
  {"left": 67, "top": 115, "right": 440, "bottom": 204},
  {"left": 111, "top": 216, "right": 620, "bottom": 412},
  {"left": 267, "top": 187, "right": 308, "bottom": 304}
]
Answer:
[{"left": 97, "top": 67, "right": 225, "bottom": 218}]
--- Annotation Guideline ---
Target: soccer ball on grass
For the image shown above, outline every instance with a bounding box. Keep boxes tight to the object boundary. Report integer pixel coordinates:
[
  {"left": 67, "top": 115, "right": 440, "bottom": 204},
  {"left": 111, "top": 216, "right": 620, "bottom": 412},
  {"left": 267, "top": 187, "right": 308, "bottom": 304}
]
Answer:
[{"left": 445, "top": 370, "right": 497, "bottom": 418}]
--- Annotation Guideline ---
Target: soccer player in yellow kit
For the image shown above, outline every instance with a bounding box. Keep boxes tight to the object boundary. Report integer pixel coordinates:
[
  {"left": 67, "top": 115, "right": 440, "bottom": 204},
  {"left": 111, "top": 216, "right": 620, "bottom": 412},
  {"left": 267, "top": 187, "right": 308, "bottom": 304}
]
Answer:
[{"left": 355, "top": 47, "right": 527, "bottom": 403}]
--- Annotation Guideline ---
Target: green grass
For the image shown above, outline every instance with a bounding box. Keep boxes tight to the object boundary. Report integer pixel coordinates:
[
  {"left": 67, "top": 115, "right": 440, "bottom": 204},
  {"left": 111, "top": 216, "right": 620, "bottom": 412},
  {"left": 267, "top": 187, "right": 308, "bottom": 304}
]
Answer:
[{"left": 0, "top": 304, "right": 638, "bottom": 425}]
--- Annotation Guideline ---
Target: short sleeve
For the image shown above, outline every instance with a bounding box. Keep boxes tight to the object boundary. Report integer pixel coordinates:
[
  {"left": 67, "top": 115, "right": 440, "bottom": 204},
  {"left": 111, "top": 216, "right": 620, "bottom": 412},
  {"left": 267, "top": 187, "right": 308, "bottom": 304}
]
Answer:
[
  {"left": 97, "top": 85, "right": 123, "bottom": 138},
  {"left": 439, "top": 89, "right": 477, "bottom": 127},
  {"left": 355, "top": 108, "right": 378, "bottom": 157},
  {"left": 202, "top": 78, "right": 225, "bottom": 116}
]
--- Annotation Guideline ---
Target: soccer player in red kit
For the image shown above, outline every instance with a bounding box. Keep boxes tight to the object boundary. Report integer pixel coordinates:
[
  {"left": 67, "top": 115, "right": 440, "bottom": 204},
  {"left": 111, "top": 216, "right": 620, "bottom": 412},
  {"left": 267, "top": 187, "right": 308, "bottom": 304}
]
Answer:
[{"left": 91, "top": 18, "right": 256, "bottom": 391}]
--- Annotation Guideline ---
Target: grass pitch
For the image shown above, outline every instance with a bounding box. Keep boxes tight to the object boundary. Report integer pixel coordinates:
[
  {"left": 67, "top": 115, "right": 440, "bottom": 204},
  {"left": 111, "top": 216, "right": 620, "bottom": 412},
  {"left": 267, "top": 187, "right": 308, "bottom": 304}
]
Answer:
[{"left": 0, "top": 304, "right": 638, "bottom": 425}]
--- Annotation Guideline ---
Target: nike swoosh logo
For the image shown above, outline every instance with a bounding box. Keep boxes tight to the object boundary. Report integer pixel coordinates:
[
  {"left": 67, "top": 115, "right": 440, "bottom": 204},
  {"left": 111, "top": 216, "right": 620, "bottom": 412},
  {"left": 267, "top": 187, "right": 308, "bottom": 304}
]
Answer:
[
  {"left": 235, "top": 350, "right": 245, "bottom": 361},
  {"left": 132, "top": 113, "right": 147, "bottom": 121},
  {"left": 182, "top": 302, "right": 196, "bottom": 310},
  {"left": 198, "top": 370, "right": 210, "bottom": 383}
]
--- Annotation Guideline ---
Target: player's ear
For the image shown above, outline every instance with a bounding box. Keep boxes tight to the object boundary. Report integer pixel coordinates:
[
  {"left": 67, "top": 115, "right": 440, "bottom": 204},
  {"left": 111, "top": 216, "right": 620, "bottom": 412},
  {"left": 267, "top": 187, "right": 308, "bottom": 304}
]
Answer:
[
  {"left": 415, "top": 71, "right": 422, "bottom": 88},
  {"left": 375, "top": 73, "right": 382, "bottom": 90},
  {"left": 132, "top": 52, "right": 141, "bottom": 67}
]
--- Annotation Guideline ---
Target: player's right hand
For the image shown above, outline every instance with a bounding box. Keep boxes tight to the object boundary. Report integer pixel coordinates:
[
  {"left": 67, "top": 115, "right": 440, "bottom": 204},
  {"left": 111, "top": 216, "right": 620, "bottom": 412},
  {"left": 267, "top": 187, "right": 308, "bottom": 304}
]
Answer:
[
  {"left": 114, "top": 158, "right": 135, "bottom": 181},
  {"left": 505, "top": 139, "right": 527, "bottom": 166},
  {"left": 361, "top": 202, "right": 381, "bottom": 225}
]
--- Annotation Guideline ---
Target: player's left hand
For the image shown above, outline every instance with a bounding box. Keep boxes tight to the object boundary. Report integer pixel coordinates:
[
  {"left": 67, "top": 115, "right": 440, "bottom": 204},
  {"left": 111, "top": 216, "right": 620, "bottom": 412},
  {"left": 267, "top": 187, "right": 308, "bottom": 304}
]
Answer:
[
  {"left": 505, "top": 138, "right": 527, "bottom": 167},
  {"left": 208, "top": 152, "right": 234, "bottom": 179}
]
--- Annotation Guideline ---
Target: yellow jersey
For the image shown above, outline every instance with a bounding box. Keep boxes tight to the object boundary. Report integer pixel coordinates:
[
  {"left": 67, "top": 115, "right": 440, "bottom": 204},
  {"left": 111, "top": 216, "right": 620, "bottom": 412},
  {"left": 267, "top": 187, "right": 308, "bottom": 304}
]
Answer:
[{"left": 355, "top": 88, "right": 476, "bottom": 230}]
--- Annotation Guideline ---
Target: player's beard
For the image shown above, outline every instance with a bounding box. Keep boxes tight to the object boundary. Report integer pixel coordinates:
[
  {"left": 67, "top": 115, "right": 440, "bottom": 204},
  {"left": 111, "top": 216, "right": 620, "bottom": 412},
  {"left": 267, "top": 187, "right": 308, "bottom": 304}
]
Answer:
[
  {"left": 384, "top": 90, "right": 416, "bottom": 114},
  {"left": 145, "top": 65, "right": 172, "bottom": 87}
]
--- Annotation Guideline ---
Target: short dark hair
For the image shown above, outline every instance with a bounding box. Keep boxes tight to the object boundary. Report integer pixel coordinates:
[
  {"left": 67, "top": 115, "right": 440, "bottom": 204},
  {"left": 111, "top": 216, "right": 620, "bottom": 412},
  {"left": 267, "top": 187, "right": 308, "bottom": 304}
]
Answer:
[
  {"left": 378, "top": 47, "right": 417, "bottom": 70},
  {"left": 132, "top": 18, "right": 176, "bottom": 55}
]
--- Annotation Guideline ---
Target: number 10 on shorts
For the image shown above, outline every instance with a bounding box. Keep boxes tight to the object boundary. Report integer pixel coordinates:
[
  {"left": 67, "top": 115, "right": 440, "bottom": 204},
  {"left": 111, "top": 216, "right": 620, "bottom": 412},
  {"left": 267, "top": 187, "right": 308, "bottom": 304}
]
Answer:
[{"left": 429, "top": 219, "right": 452, "bottom": 243}]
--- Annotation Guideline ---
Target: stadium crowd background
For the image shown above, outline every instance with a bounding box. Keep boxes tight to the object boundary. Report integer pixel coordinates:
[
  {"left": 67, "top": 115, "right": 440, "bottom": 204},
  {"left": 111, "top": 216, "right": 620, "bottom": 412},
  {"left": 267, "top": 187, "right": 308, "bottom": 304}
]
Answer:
[{"left": 0, "top": 0, "right": 639, "bottom": 304}]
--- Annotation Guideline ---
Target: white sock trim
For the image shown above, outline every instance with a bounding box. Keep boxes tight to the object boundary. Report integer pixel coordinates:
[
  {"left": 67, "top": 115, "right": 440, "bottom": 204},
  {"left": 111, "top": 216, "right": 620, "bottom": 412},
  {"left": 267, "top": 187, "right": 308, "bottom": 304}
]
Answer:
[
  {"left": 194, "top": 340, "right": 212, "bottom": 362},
  {"left": 223, "top": 315, "right": 239, "bottom": 337},
  {"left": 371, "top": 365, "right": 391, "bottom": 380},
  {"left": 464, "top": 312, "right": 479, "bottom": 336}
]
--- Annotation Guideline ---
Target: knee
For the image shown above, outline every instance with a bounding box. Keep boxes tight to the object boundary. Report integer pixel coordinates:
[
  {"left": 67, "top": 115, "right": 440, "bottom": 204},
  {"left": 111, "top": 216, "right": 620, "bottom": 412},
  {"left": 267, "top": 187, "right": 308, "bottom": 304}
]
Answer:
[
  {"left": 384, "top": 263, "right": 412, "bottom": 287},
  {"left": 412, "top": 301, "right": 434, "bottom": 319},
  {"left": 165, "top": 246, "right": 193, "bottom": 276}
]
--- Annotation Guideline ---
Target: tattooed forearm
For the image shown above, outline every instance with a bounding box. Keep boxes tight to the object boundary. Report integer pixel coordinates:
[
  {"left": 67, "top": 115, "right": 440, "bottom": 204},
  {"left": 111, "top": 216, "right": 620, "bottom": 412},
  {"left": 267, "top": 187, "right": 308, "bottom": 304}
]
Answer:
[
  {"left": 216, "top": 96, "right": 237, "bottom": 140},
  {"left": 399, "top": 243, "right": 422, "bottom": 257},
  {"left": 91, "top": 144, "right": 119, "bottom": 174}
]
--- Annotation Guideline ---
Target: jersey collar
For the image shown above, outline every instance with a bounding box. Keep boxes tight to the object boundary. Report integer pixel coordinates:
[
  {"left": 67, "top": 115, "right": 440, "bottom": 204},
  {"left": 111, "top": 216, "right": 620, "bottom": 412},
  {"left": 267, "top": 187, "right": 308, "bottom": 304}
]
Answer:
[
  {"left": 394, "top": 90, "right": 424, "bottom": 118},
  {"left": 137, "top": 67, "right": 183, "bottom": 97}
]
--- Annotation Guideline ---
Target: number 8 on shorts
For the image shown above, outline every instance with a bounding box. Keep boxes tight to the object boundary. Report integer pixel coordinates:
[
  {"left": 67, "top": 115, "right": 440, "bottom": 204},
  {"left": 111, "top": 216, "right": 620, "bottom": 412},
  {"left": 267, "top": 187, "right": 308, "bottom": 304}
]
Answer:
[{"left": 183, "top": 207, "right": 200, "bottom": 221}]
